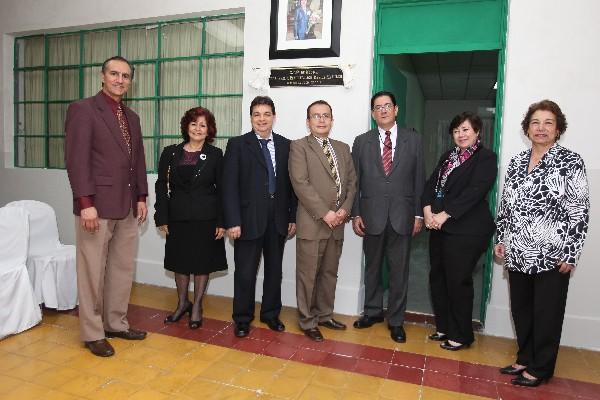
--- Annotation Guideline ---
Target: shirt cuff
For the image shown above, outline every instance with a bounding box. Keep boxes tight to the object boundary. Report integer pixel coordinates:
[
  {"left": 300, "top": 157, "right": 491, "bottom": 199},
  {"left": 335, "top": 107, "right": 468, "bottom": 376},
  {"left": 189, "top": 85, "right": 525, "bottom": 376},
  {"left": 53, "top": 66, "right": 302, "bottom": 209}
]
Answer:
[
  {"left": 137, "top": 195, "right": 147, "bottom": 203},
  {"left": 78, "top": 196, "right": 94, "bottom": 210},
  {"left": 415, "top": 216, "right": 424, "bottom": 219}
]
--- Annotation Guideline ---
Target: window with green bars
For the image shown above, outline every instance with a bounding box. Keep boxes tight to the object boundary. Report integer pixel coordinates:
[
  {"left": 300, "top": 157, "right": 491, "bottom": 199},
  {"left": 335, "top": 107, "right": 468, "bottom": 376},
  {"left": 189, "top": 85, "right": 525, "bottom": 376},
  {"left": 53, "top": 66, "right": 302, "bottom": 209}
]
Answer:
[{"left": 14, "top": 14, "right": 244, "bottom": 172}]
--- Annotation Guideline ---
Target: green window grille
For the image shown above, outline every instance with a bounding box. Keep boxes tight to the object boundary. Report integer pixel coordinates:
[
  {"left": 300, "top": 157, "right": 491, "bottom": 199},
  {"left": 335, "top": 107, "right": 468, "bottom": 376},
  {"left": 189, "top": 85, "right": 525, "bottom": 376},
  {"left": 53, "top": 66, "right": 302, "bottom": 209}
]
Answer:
[{"left": 14, "top": 13, "right": 244, "bottom": 172}]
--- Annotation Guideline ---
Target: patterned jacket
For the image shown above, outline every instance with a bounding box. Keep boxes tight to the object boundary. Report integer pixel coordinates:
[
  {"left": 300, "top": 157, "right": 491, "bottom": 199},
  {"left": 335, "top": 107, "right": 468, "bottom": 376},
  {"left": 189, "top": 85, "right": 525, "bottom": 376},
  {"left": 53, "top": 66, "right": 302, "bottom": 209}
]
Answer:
[{"left": 495, "top": 144, "right": 589, "bottom": 274}]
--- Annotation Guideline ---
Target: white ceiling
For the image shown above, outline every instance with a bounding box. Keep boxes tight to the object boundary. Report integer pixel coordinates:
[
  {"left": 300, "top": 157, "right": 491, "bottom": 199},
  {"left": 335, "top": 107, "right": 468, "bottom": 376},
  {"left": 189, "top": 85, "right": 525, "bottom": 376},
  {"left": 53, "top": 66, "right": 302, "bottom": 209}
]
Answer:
[{"left": 395, "top": 50, "right": 499, "bottom": 101}]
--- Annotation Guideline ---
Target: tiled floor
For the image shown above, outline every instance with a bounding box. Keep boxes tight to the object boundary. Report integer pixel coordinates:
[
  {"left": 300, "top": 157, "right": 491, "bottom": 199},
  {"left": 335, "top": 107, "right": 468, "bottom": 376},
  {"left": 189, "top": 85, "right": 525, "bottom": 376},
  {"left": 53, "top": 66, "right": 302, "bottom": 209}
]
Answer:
[{"left": 1, "top": 283, "right": 599, "bottom": 400}]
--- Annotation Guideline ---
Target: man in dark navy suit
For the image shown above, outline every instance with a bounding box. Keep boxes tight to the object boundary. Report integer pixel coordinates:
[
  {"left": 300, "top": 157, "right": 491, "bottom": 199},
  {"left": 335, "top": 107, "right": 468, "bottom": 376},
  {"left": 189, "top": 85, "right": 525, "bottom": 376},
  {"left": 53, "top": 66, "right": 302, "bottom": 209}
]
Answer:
[{"left": 223, "top": 96, "right": 297, "bottom": 337}]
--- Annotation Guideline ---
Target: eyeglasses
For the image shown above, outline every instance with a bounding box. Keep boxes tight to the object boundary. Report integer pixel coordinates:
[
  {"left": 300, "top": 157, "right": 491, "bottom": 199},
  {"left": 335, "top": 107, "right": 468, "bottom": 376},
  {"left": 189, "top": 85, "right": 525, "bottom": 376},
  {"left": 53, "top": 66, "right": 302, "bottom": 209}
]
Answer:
[
  {"left": 373, "top": 103, "right": 394, "bottom": 112},
  {"left": 309, "top": 113, "right": 332, "bottom": 121}
]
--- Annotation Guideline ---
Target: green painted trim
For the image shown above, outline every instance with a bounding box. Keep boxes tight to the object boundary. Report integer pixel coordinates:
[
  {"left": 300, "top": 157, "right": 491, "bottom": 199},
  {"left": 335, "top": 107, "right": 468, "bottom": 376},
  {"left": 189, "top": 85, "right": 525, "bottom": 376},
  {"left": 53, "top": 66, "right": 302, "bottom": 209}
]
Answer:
[
  {"left": 373, "top": 0, "right": 508, "bottom": 324},
  {"left": 13, "top": 39, "right": 19, "bottom": 167},
  {"left": 79, "top": 32, "right": 85, "bottom": 99},
  {"left": 43, "top": 36, "right": 50, "bottom": 168},
  {"left": 479, "top": 0, "right": 508, "bottom": 323}
]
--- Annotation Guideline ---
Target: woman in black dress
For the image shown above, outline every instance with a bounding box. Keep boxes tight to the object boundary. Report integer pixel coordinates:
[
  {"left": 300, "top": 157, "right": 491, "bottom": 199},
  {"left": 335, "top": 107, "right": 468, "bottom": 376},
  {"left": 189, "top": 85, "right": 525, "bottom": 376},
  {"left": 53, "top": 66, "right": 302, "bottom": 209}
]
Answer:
[
  {"left": 421, "top": 112, "right": 497, "bottom": 350},
  {"left": 154, "top": 107, "right": 227, "bottom": 329}
]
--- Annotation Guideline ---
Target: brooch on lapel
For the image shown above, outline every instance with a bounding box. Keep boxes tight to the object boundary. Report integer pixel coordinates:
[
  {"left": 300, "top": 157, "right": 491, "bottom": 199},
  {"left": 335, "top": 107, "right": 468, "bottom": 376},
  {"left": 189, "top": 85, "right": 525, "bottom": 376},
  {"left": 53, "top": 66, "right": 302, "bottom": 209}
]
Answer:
[{"left": 200, "top": 154, "right": 207, "bottom": 160}]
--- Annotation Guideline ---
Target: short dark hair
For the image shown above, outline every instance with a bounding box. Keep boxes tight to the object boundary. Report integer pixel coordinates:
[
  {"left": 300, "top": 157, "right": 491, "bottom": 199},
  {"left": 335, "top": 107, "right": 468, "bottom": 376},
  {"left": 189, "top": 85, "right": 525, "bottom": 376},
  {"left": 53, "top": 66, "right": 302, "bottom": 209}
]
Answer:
[
  {"left": 449, "top": 112, "right": 483, "bottom": 135},
  {"left": 371, "top": 91, "right": 397, "bottom": 110},
  {"left": 101, "top": 56, "right": 135, "bottom": 80},
  {"left": 306, "top": 100, "right": 333, "bottom": 119},
  {"left": 250, "top": 96, "right": 276, "bottom": 115},
  {"left": 180, "top": 107, "right": 217, "bottom": 143},
  {"left": 521, "top": 99, "right": 567, "bottom": 140}
]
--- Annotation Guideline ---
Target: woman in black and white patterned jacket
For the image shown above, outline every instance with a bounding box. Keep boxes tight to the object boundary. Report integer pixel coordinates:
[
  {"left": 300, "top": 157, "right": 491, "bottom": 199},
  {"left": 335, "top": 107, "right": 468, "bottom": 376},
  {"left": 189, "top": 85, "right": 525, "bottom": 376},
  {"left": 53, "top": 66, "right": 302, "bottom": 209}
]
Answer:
[{"left": 494, "top": 100, "right": 589, "bottom": 387}]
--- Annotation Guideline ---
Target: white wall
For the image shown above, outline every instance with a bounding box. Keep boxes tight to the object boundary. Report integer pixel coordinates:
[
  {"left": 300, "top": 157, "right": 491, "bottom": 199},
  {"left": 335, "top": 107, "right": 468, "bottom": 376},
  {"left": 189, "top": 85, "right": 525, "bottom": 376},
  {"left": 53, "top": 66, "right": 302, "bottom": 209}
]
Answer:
[
  {"left": 0, "top": 0, "right": 375, "bottom": 317},
  {"left": 484, "top": 0, "right": 600, "bottom": 350},
  {"left": 2, "top": 0, "right": 599, "bottom": 349}
]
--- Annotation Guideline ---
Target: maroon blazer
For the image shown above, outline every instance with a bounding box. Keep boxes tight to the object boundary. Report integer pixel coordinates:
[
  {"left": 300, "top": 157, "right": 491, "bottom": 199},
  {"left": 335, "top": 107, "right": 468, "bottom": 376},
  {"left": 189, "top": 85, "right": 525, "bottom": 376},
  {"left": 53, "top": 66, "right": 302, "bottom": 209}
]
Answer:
[{"left": 65, "top": 92, "right": 148, "bottom": 219}]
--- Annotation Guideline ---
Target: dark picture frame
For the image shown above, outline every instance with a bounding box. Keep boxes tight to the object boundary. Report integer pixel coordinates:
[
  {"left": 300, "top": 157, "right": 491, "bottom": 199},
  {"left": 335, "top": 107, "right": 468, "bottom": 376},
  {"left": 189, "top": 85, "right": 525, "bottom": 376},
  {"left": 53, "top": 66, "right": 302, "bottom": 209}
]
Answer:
[{"left": 269, "top": 0, "right": 342, "bottom": 59}]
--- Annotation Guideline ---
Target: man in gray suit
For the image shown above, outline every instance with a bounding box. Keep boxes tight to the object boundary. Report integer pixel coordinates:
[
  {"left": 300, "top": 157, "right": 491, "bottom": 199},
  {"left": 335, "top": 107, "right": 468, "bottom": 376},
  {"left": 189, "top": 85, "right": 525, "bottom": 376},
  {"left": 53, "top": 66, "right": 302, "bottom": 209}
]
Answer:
[{"left": 351, "top": 91, "right": 425, "bottom": 343}]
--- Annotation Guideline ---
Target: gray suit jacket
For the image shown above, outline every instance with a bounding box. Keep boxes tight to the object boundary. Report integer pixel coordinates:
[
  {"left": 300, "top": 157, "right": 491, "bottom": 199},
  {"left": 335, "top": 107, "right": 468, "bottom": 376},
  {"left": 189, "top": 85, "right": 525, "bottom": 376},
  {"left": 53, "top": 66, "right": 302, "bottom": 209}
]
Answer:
[{"left": 351, "top": 127, "right": 425, "bottom": 235}]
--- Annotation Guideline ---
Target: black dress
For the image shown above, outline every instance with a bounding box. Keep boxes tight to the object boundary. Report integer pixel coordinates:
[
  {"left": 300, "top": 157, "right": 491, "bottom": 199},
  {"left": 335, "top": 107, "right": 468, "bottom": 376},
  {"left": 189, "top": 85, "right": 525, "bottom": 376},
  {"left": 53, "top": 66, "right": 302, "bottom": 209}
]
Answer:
[{"left": 154, "top": 144, "right": 227, "bottom": 275}]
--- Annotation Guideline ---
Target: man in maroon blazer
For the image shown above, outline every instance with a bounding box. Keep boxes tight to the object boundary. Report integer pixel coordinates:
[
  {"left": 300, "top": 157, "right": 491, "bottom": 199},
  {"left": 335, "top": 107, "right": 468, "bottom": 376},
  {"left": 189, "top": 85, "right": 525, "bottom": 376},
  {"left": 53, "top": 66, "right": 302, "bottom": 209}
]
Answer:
[{"left": 65, "top": 56, "right": 148, "bottom": 357}]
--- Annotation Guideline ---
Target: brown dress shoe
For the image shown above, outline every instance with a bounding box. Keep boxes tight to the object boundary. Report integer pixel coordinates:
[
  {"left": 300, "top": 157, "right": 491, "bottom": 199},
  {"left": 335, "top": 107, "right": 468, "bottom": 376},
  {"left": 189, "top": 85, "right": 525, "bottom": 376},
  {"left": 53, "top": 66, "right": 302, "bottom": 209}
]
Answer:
[
  {"left": 303, "top": 327, "right": 324, "bottom": 342},
  {"left": 318, "top": 318, "right": 347, "bottom": 330},
  {"left": 85, "top": 339, "right": 115, "bottom": 357},
  {"left": 104, "top": 328, "right": 147, "bottom": 340}
]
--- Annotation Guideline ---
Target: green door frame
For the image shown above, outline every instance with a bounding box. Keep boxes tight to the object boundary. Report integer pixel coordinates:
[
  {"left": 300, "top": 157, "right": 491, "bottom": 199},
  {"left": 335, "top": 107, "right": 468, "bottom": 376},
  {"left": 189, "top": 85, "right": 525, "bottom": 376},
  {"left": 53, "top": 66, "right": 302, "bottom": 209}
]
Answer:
[{"left": 372, "top": 0, "right": 508, "bottom": 323}]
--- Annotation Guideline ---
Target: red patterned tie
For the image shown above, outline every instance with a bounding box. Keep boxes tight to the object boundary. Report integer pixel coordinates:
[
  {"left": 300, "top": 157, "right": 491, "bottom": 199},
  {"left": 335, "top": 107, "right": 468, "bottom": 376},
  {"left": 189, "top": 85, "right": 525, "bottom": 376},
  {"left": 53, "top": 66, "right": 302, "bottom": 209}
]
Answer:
[
  {"left": 116, "top": 104, "right": 132, "bottom": 156},
  {"left": 382, "top": 130, "right": 392, "bottom": 175}
]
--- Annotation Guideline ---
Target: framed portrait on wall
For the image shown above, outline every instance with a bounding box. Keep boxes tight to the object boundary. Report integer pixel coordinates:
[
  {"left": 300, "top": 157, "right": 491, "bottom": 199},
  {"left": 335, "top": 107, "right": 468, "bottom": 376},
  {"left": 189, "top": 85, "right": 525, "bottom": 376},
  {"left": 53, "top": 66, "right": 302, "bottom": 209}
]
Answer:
[{"left": 269, "top": 0, "right": 342, "bottom": 59}]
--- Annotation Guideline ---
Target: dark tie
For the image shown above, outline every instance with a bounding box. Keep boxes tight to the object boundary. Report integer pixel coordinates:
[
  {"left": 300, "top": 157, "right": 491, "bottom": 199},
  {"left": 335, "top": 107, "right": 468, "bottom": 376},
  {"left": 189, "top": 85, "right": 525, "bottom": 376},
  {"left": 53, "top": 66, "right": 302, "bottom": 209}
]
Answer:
[
  {"left": 116, "top": 104, "right": 132, "bottom": 157},
  {"left": 259, "top": 139, "right": 276, "bottom": 195},
  {"left": 322, "top": 139, "right": 341, "bottom": 202},
  {"left": 382, "top": 130, "right": 392, "bottom": 175}
]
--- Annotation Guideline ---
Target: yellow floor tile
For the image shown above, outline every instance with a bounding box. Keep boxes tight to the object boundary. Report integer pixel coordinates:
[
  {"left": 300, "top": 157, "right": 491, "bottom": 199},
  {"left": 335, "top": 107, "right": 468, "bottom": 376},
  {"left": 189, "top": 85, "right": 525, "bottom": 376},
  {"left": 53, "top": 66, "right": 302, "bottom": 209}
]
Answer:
[
  {"left": 264, "top": 375, "right": 308, "bottom": 398},
  {"left": 310, "top": 366, "right": 351, "bottom": 389},
  {"left": 0, "top": 352, "right": 29, "bottom": 373},
  {"left": 198, "top": 360, "right": 245, "bottom": 384},
  {"left": 86, "top": 379, "right": 142, "bottom": 400},
  {"left": 59, "top": 372, "right": 111, "bottom": 397},
  {"left": 1, "top": 383, "right": 52, "bottom": 400},
  {"left": 3, "top": 358, "right": 55, "bottom": 380},
  {"left": 147, "top": 370, "right": 196, "bottom": 394},
  {"left": 248, "top": 355, "right": 287, "bottom": 373},
  {"left": 192, "top": 344, "right": 228, "bottom": 363},
  {"left": 298, "top": 383, "right": 342, "bottom": 400},
  {"left": 230, "top": 369, "right": 275, "bottom": 391},
  {"left": 206, "top": 385, "right": 258, "bottom": 400},
  {"left": 344, "top": 372, "right": 383, "bottom": 394},
  {"left": 169, "top": 356, "right": 213, "bottom": 377},
  {"left": 279, "top": 361, "right": 317, "bottom": 380},
  {"left": 128, "top": 388, "right": 171, "bottom": 400},
  {"left": 0, "top": 374, "right": 22, "bottom": 394},
  {"left": 180, "top": 377, "right": 229, "bottom": 398},
  {"left": 36, "top": 343, "right": 83, "bottom": 364},
  {"left": 379, "top": 380, "right": 421, "bottom": 399},
  {"left": 34, "top": 365, "right": 83, "bottom": 389},
  {"left": 220, "top": 348, "right": 257, "bottom": 367}
]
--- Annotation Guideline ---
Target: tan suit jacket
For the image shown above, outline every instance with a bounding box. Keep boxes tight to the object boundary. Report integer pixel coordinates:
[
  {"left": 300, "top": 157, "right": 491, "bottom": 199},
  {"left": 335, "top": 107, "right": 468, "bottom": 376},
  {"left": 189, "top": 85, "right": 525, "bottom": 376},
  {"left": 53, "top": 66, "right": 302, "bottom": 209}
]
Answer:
[{"left": 289, "top": 135, "right": 357, "bottom": 240}]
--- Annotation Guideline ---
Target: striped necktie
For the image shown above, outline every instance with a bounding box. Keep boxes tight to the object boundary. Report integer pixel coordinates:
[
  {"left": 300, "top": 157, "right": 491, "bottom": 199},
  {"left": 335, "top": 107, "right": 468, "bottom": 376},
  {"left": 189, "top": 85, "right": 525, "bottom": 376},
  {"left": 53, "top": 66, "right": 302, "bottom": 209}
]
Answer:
[
  {"left": 382, "top": 130, "right": 392, "bottom": 175},
  {"left": 322, "top": 139, "right": 341, "bottom": 202}
]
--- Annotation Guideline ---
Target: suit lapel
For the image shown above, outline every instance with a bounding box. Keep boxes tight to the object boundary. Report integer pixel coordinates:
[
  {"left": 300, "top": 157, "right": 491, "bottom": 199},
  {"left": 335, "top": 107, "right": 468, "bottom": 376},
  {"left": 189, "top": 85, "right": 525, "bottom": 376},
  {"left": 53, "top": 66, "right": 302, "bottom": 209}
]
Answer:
[
  {"left": 443, "top": 148, "right": 480, "bottom": 191},
  {"left": 245, "top": 132, "right": 267, "bottom": 170},
  {"left": 94, "top": 93, "right": 132, "bottom": 160},
  {"left": 390, "top": 129, "right": 407, "bottom": 175},
  {"left": 367, "top": 130, "right": 386, "bottom": 176},
  {"left": 307, "top": 135, "right": 335, "bottom": 180}
]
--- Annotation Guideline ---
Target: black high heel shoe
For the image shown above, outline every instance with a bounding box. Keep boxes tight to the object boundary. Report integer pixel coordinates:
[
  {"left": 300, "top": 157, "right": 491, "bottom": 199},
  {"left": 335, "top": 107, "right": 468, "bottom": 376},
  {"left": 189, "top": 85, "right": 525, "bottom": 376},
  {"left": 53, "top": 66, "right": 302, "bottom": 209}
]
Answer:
[
  {"left": 499, "top": 364, "right": 527, "bottom": 375},
  {"left": 164, "top": 302, "right": 192, "bottom": 323},
  {"left": 189, "top": 305, "right": 203, "bottom": 329}
]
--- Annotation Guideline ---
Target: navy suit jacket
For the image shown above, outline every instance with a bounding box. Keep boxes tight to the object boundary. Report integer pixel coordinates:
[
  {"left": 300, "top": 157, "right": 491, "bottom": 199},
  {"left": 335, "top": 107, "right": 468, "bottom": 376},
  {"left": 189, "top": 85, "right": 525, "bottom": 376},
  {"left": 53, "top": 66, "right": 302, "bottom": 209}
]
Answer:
[{"left": 222, "top": 131, "right": 297, "bottom": 240}]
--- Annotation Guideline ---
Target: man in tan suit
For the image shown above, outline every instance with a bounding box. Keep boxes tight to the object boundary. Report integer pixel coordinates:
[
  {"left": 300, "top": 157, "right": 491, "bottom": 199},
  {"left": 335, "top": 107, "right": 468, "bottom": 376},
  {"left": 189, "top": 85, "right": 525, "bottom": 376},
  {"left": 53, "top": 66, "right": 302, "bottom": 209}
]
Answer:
[
  {"left": 289, "top": 100, "right": 357, "bottom": 341},
  {"left": 65, "top": 56, "right": 148, "bottom": 357}
]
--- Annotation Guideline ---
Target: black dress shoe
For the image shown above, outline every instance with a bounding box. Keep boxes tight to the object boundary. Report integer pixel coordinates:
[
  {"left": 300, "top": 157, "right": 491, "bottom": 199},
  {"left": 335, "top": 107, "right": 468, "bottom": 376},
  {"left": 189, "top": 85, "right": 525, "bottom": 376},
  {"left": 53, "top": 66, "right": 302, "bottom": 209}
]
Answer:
[
  {"left": 511, "top": 374, "right": 547, "bottom": 387},
  {"left": 234, "top": 323, "right": 250, "bottom": 338},
  {"left": 353, "top": 315, "right": 384, "bottom": 329},
  {"left": 260, "top": 317, "right": 285, "bottom": 332},
  {"left": 389, "top": 326, "right": 406, "bottom": 343},
  {"left": 303, "top": 327, "right": 324, "bottom": 342},
  {"left": 318, "top": 319, "right": 347, "bottom": 330},
  {"left": 164, "top": 302, "right": 192, "bottom": 323},
  {"left": 105, "top": 328, "right": 147, "bottom": 340},
  {"left": 85, "top": 339, "right": 115, "bottom": 357},
  {"left": 499, "top": 364, "right": 527, "bottom": 375},
  {"left": 428, "top": 332, "right": 448, "bottom": 341},
  {"left": 440, "top": 340, "right": 471, "bottom": 351}
]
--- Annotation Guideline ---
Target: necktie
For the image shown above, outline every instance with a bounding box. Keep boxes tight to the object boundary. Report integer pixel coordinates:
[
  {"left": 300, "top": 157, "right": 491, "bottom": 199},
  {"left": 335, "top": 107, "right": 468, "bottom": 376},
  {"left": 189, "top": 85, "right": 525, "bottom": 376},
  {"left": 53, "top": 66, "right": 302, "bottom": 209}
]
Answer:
[
  {"left": 382, "top": 130, "right": 392, "bottom": 175},
  {"left": 116, "top": 104, "right": 132, "bottom": 156},
  {"left": 259, "top": 139, "right": 276, "bottom": 195},
  {"left": 322, "top": 139, "right": 341, "bottom": 202}
]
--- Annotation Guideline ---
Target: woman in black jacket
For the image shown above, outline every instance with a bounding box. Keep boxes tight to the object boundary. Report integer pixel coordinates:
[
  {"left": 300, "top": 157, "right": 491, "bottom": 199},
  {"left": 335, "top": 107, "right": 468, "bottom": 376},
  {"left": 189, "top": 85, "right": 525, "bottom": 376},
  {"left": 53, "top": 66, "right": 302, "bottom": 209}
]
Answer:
[
  {"left": 154, "top": 107, "right": 227, "bottom": 329},
  {"left": 421, "top": 112, "right": 497, "bottom": 350}
]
